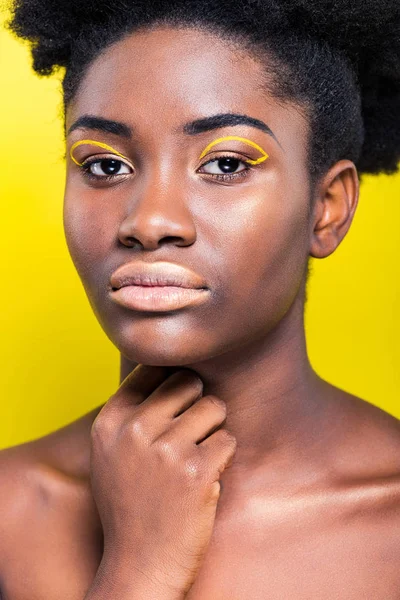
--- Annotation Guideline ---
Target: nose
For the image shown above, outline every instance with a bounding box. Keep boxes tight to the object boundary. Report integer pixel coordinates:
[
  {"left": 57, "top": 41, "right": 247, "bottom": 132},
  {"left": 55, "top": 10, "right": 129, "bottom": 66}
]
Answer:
[{"left": 117, "top": 174, "right": 197, "bottom": 250}]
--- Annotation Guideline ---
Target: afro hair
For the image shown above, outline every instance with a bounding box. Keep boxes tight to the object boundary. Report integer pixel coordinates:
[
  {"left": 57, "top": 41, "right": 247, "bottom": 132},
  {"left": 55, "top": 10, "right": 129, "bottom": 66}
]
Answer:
[{"left": 6, "top": 0, "right": 400, "bottom": 181}]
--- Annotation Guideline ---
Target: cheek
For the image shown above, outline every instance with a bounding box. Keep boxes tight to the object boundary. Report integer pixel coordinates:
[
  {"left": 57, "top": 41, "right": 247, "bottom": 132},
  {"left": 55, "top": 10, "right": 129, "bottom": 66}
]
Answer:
[
  {"left": 220, "top": 186, "right": 310, "bottom": 327},
  {"left": 63, "top": 192, "right": 116, "bottom": 283}
]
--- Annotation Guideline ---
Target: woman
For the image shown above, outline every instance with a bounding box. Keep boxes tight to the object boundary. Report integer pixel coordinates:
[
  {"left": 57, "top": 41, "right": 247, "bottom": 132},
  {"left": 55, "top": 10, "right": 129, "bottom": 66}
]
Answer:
[{"left": 1, "top": 0, "right": 400, "bottom": 597}]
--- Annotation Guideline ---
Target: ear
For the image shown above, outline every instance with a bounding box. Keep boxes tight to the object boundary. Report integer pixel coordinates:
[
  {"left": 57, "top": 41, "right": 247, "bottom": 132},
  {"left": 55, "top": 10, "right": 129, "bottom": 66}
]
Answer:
[{"left": 310, "top": 160, "right": 359, "bottom": 259}]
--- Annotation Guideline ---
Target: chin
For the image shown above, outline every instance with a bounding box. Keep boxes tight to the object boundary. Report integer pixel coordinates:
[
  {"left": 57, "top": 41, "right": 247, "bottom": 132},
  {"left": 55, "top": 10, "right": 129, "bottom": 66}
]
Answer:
[
  {"left": 104, "top": 317, "right": 226, "bottom": 367},
  {"left": 120, "top": 346, "right": 204, "bottom": 367}
]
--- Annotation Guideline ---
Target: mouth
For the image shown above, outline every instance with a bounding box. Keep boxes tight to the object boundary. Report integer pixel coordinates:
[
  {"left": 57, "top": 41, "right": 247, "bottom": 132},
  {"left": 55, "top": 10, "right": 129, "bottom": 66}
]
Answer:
[
  {"left": 108, "top": 261, "right": 209, "bottom": 312},
  {"left": 111, "top": 280, "right": 208, "bottom": 291},
  {"left": 109, "top": 284, "right": 210, "bottom": 312}
]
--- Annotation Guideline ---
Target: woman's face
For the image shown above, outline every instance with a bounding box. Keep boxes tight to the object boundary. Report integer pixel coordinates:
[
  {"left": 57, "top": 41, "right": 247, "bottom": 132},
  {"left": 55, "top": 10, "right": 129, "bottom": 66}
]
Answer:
[{"left": 64, "top": 26, "right": 313, "bottom": 366}]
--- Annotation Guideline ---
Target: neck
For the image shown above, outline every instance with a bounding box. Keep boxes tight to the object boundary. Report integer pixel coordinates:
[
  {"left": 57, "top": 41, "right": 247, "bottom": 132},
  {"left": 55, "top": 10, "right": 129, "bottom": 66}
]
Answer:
[{"left": 120, "top": 293, "right": 335, "bottom": 488}]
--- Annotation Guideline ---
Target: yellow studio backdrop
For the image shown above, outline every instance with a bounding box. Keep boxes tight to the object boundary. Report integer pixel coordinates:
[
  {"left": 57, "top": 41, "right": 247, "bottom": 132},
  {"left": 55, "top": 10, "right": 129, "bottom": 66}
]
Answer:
[{"left": 0, "top": 20, "right": 399, "bottom": 449}]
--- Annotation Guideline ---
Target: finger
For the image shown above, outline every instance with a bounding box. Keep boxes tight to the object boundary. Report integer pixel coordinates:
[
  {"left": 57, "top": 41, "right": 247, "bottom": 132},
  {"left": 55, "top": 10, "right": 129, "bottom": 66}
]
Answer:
[
  {"left": 199, "top": 428, "right": 237, "bottom": 475},
  {"left": 167, "top": 395, "right": 226, "bottom": 443},
  {"left": 138, "top": 369, "right": 204, "bottom": 419},
  {"left": 110, "top": 364, "right": 172, "bottom": 410}
]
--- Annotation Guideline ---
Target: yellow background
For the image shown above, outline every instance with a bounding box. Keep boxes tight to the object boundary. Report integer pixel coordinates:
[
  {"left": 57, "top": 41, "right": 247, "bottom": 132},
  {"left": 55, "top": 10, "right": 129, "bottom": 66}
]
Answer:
[{"left": 0, "top": 22, "right": 399, "bottom": 449}]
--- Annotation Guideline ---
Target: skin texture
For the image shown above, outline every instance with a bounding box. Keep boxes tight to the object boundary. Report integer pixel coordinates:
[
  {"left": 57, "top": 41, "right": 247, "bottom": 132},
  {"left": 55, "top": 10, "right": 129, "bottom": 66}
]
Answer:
[{"left": 1, "top": 26, "right": 400, "bottom": 599}]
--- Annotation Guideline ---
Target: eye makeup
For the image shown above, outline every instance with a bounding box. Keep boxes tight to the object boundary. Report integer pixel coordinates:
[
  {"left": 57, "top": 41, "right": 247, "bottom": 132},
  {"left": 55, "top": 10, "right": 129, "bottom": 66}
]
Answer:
[
  {"left": 69, "top": 139, "right": 130, "bottom": 166},
  {"left": 198, "top": 136, "right": 269, "bottom": 165}
]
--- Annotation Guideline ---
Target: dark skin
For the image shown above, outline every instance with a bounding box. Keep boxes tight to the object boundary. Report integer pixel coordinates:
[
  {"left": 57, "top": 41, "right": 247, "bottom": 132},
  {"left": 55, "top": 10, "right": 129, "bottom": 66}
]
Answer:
[{"left": 1, "top": 26, "right": 400, "bottom": 599}]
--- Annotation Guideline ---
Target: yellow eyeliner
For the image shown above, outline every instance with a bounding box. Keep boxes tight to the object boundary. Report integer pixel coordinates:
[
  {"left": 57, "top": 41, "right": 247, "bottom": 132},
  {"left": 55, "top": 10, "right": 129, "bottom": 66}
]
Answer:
[
  {"left": 69, "top": 139, "right": 130, "bottom": 166},
  {"left": 198, "top": 136, "right": 269, "bottom": 165}
]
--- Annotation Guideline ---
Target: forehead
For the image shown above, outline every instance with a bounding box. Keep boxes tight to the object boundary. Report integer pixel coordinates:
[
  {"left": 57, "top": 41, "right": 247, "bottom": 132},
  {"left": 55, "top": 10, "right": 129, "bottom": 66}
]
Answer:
[{"left": 66, "top": 26, "right": 308, "bottom": 155}]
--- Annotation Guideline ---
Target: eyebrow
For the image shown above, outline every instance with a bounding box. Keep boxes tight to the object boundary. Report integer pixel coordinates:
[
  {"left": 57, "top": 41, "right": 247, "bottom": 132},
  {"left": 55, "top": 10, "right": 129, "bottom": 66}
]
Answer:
[
  {"left": 67, "top": 112, "right": 281, "bottom": 147},
  {"left": 182, "top": 113, "right": 281, "bottom": 147},
  {"left": 67, "top": 115, "right": 133, "bottom": 138}
]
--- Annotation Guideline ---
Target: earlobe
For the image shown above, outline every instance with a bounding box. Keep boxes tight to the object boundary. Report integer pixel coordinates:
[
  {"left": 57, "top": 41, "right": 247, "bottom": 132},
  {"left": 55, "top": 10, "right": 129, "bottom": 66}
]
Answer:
[{"left": 309, "top": 160, "right": 360, "bottom": 259}]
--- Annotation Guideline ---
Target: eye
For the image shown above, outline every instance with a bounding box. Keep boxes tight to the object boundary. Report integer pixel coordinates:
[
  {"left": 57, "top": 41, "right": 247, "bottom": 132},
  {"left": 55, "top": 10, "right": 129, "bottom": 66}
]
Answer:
[
  {"left": 80, "top": 156, "right": 133, "bottom": 181},
  {"left": 200, "top": 156, "right": 247, "bottom": 175},
  {"left": 85, "top": 158, "right": 132, "bottom": 176}
]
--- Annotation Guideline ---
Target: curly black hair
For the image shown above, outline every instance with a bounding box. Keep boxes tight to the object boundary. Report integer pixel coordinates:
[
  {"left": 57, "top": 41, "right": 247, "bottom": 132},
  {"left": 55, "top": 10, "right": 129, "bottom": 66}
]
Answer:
[{"left": 5, "top": 0, "right": 400, "bottom": 183}]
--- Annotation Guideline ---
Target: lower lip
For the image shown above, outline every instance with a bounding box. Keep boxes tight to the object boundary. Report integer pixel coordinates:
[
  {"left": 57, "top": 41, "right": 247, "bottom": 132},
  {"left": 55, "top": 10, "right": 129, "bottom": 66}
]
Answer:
[{"left": 110, "top": 285, "right": 210, "bottom": 312}]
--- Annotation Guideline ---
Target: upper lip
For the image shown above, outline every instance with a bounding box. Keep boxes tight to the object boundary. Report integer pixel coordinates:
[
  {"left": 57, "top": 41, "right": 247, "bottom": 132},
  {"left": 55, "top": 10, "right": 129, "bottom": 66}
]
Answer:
[{"left": 109, "top": 261, "right": 208, "bottom": 290}]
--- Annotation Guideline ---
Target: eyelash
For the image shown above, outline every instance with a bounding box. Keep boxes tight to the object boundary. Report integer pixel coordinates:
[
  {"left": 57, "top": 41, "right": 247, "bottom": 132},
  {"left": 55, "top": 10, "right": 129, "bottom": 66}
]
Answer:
[{"left": 78, "top": 154, "right": 254, "bottom": 184}]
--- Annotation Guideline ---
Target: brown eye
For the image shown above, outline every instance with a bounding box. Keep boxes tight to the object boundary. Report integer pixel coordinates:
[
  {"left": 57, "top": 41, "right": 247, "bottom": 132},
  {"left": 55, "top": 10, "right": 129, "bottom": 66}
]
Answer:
[
  {"left": 87, "top": 158, "right": 132, "bottom": 176},
  {"left": 201, "top": 157, "right": 246, "bottom": 174}
]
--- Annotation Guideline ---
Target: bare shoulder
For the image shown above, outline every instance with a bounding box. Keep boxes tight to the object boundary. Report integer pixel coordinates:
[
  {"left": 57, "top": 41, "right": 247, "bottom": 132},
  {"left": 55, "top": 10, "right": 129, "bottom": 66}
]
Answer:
[
  {"left": 326, "top": 384, "right": 400, "bottom": 509},
  {"left": 0, "top": 407, "right": 102, "bottom": 574},
  {"left": 338, "top": 388, "right": 400, "bottom": 464},
  {"left": 0, "top": 409, "right": 105, "bottom": 598}
]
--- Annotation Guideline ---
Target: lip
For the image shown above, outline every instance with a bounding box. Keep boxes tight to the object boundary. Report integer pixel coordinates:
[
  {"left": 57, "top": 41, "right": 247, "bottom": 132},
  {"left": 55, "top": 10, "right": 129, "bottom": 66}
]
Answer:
[
  {"left": 110, "top": 285, "right": 209, "bottom": 312},
  {"left": 109, "top": 261, "right": 209, "bottom": 312}
]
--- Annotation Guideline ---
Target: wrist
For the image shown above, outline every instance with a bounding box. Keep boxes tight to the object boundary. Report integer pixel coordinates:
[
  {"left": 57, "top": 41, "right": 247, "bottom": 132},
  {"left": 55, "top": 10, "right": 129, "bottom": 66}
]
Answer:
[{"left": 85, "top": 551, "right": 186, "bottom": 600}]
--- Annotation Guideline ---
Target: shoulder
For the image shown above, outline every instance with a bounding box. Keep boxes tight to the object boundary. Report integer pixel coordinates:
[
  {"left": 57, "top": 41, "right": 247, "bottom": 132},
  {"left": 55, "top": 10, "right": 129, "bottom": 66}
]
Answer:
[
  {"left": 340, "top": 389, "right": 400, "bottom": 465},
  {"left": 0, "top": 407, "right": 102, "bottom": 572},
  {"left": 0, "top": 416, "right": 105, "bottom": 598},
  {"left": 333, "top": 385, "right": 400, "bottom": 465},
  {"left": 0, "top": 445, "right": 74, "bottom": 573},
  {"left": 342, "top": 395, "right": 400, "bottom": 567},
  {"left": 327, "top": 386, "right": 400, "bottom": 512},
  {"left": 0, "top": 443, "right": 53, "bottom": 580}
]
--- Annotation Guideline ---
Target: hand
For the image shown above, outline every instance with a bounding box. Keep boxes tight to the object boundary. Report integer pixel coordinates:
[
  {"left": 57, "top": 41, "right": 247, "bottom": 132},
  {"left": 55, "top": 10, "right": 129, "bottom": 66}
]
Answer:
[{"left": 88, "top": 364, "right": 237, "bottom": 597}]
